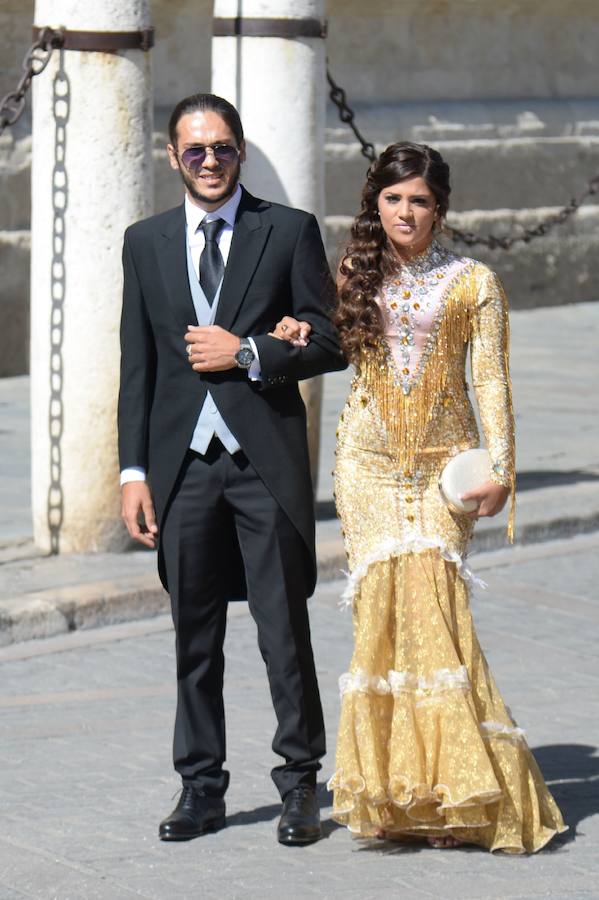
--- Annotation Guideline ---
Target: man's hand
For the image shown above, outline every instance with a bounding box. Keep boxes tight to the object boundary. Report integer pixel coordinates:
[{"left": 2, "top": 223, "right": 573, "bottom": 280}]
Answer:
[
  {"left": 185, "top": 325, "right": 240, "bottom": 372},
  {"left": 460, "top": 480, "right": 510, "bottom": 520},
  {"left": 121, "top": 481, "right": 158, "bottom": 548}
]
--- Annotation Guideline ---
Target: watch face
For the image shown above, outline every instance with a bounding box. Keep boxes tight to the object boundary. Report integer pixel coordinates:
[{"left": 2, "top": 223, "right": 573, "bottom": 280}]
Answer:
[{"left": 236, "top": 347, "right": 254, "bottom": 368}]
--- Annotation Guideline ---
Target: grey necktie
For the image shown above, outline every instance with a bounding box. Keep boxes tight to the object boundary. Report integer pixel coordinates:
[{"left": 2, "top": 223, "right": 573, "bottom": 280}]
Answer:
[{"left": 199, "top": 218, "right": 225, "bottom": 306}]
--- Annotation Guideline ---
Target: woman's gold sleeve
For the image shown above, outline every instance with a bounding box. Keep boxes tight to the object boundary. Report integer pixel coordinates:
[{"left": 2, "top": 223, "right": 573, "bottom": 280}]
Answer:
[{"left": 470, "top": 266, "right": 516, "bottom": 539}]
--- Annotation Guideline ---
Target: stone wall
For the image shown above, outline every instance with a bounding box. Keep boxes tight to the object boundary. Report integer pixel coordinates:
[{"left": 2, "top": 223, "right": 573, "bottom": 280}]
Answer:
[
  {"left": 1, "top": 0, "right": 598, "bottom": 374},
  {"left": 326, "top": 0, "right": 599, "bottom": 103}
]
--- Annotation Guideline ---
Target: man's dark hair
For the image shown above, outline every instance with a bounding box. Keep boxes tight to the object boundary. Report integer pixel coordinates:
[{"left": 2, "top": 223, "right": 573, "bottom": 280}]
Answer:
[{"left": 168, "top": 93, "right": 244, "bottom": 147}]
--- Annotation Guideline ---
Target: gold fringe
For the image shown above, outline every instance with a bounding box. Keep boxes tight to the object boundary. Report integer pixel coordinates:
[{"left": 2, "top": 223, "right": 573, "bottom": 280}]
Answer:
[
  {"left": 501, "top": 284, "right": 517, "bottom": 543},
  {"left": 507, "top": 486, "right": 516, "bottom": 543},
  {"left": 360, "top": 265, "right": 516, "bottom": 542},
  {"left": 361, "top": 268, "right": 475, "bottom": 474}
]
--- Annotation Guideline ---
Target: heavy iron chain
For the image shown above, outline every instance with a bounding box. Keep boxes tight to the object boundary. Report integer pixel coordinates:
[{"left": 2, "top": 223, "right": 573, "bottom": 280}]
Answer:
[
  {"left": 326, "top": 66, "right": 599, "bottom": 249},
  {"left": 326, "top": 68, "right": 377, "bottom": 164},
  {"left": 0, "top": 27, "right": 64, "bottom": 137}
]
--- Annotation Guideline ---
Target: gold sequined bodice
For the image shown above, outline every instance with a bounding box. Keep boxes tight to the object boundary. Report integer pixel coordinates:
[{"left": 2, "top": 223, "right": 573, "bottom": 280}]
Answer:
[{"left": 336, "top": 242, "right": 515, "bottom": 567}]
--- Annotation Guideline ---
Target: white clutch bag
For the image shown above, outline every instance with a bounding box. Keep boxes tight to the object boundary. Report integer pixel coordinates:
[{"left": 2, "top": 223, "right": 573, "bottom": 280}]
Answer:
[{"left": 439, "top": 449, "right": 491, "bottom": 514}]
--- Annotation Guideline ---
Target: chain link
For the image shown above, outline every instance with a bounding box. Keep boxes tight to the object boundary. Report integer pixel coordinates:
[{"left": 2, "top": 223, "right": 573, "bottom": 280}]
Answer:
[
  {"left": 326, "top": 68, "right": 376, "bottom": 164},
  {"left": 0, "top": 27, "right": 64, "bottom": 137},
  {"left": 447, "top": 175, "right": 599, "bottom": 248},
  {"left": 326, "top": 66, "right": 599, "bottom": 249}
]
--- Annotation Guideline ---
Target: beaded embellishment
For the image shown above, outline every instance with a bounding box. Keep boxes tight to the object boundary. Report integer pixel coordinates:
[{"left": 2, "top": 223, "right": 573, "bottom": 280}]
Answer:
[{"left": 381, "top": 241, "right": 473, "bottom": 396}]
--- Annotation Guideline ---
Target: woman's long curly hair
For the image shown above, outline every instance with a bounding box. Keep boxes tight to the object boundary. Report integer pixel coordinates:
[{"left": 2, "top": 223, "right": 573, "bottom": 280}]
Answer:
[{"left": 333, "top": 141, "right": 451, "bottom": 364}]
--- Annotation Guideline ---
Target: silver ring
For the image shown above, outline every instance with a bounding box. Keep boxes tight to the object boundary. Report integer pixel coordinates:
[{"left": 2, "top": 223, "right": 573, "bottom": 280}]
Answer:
[{"left": 186, "top": 344, "right": 193, "bottom": 356}]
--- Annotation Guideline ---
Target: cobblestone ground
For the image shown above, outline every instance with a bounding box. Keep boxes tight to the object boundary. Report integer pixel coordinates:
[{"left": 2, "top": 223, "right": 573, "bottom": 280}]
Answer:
[{"left": 0, "top": 533, "right": 598, "bottom": 900}]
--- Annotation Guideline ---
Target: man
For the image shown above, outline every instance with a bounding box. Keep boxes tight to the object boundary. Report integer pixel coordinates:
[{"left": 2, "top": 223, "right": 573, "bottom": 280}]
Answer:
[{"left": 118, "top": 93, "right": 346, "bottom": 846}]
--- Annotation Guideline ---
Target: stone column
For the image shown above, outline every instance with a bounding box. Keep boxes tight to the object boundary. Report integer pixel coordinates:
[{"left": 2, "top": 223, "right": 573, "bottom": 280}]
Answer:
[
  {"left": 30, "top": 0, "right": 153, "bottom": 553},
  {"left": 212, "top": 0, "right": 327, "bottom": 492}
]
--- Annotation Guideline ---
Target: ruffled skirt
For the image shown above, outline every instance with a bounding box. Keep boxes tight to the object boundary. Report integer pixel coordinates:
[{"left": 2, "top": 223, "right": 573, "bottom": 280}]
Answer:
[{"left": 328, "top": 548, "right": 567, "bottom": 852}]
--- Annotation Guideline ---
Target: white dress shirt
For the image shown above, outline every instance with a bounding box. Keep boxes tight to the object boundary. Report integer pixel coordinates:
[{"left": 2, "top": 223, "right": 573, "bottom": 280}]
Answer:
[{"left": 120, "top": 185, "right": 261, "bottom": 485}]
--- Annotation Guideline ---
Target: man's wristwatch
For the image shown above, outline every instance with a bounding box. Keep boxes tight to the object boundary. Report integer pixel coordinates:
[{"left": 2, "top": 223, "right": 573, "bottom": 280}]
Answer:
[{"left": 234, "top": 338, "right": 255, "bottom": 370}]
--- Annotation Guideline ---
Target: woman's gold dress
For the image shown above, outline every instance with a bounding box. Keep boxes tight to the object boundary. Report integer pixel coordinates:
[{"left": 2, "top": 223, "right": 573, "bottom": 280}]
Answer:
[{"left": 329, "top": 241, "right": 566, "bottom": 852}]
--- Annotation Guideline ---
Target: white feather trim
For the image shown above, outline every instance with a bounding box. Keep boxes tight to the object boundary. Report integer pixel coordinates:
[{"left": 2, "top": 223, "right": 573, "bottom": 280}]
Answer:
[{"left": 338, "top": 531, "right": 486, "bottom": 610}]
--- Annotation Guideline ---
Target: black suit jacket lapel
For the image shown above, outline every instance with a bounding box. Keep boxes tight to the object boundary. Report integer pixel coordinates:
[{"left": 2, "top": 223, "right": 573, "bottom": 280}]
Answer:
[
  {"left": 215, "top": 188, "right": 272, "bottom": 332},
  {"left": 155, "top": 204, "right": 198, "bottom": 328}
]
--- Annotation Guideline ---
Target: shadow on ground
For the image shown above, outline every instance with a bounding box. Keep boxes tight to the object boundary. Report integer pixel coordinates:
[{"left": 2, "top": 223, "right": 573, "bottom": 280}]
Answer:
[
  {"left": 226, "top": 802, "right": 282, "bottom": 829},
  {"left": 517, "top": 470, "right": 599, "bottom": 491},
  {"left": 534, "top": 743, "right": 599, "bottom": 846},
  {"left": 226, "top": 781, "right": 341, "bottom": 834}
]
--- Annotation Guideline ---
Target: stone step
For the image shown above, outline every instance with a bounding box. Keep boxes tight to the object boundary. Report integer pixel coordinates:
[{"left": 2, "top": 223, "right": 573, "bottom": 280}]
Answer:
[
  {"left": 3, "top": 133, "right": 599, "bottom": 230},
  {"left": 0, "top": 231, "right": 30, "bottom": 378},
  {"left": 0, "top": 136, "right": 31, "bottom": 231},
  {"left": 324, "top": 99, "right": 599, "bottom": 143},
  {"left": 326, "top": 206, "right": 599, "bottom": 310},
  {"left": 324, "top": 137, "right": 599, "bottom": 216}
]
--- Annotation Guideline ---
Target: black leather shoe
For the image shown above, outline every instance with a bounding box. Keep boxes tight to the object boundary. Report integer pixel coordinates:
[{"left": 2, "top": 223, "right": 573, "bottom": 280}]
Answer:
[
  {"left": 159, "top": 785, "right": 226, "bottom": 841},
  {"left": 277, "top": 785, "right": 321, "bottom": 846}
]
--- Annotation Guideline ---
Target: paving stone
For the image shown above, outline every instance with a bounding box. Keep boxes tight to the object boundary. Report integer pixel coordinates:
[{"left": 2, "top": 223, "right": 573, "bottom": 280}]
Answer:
[{"left": 0, "top": 537, "right": 597, "bottom": 898}]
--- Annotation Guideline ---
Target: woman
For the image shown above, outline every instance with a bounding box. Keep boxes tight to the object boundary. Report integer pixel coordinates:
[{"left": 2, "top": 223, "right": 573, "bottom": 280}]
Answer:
[{"left": 273, "top": 142, "right": 566, "bottom": 852}]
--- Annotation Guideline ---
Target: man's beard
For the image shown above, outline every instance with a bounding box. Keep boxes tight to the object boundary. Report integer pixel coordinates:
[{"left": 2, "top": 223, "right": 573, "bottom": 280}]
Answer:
[{"left": 178, "top": 160, "right": 241, "bottom": 205}]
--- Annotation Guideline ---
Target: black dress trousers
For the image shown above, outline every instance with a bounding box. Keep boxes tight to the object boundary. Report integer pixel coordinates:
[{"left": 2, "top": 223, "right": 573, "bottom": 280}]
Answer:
[{"left": 160, "top": 440, "right": 326, "bottom": 799}]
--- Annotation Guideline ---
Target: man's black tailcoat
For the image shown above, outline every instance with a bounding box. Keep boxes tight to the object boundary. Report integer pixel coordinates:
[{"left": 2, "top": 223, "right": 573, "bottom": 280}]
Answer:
[{"left": 118, "top": 187, "right": 346, "bottom": 596}]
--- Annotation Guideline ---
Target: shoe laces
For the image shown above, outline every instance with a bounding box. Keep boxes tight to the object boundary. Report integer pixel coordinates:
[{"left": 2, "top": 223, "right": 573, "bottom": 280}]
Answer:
[
  {"left": 174, "top": 784, "right": 206, "bottom": 808},
  {"left": 285, "top": 785, "right": 314, "bottom": 811}
]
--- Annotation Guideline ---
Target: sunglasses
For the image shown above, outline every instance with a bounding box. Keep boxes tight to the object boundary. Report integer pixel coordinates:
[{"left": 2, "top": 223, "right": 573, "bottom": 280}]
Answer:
[{"left": 180, "top": 144, "right": 239, "bottom": 175}]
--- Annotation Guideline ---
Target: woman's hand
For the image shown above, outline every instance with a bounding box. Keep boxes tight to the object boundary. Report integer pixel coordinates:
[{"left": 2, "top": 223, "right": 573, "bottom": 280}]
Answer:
[
  {"left": 269, "top": 316, "right": 312, "bottom": 347},
  {"left": 460, "top": 480, "right": 510, "bottom": 519}
]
